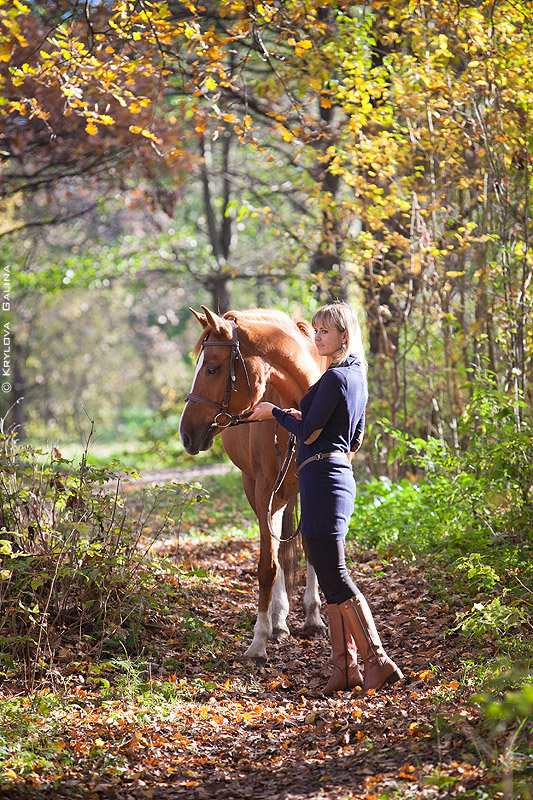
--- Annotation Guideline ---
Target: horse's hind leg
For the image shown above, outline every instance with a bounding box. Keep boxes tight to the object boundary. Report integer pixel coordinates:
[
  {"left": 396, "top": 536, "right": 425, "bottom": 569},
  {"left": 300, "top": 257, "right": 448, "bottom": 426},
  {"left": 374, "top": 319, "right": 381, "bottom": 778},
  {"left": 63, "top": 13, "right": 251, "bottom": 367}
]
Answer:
[
  {"left": 302, "top": 560, "right": 326, "bottom": 637},
  {"left": 301, "top": 536, "right": 326, "bottom": 637}
]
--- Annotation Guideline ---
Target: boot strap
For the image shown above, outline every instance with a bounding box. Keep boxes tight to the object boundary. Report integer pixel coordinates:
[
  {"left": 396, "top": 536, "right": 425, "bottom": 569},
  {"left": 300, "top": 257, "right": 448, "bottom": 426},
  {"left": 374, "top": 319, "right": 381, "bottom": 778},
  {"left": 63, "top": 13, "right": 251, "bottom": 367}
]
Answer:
[{"left": 368, "top": 654, "right": 387, "bottom": 666}]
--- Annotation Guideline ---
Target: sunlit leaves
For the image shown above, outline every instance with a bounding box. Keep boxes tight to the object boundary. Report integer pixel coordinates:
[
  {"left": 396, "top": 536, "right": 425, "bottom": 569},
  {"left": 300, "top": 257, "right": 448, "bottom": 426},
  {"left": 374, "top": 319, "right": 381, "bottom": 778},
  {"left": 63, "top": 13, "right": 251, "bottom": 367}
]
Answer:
[
  {"left": 4, "top": 1, "right": 176, "bottom": 137},
  {"left": 0, "top": 0, "right": 28, "bottom": 58},
  {"left": 3, "top": 0, "right": 532, "bottom": 400},
  {"left": 326, "top": 0, "right": 533, "bottom": 336},
  {"left": 2, "top": 0, "right": 360, "bottom": 153},
  {"left": 287, "top": 36, "right": 312, "bottom": 57}
]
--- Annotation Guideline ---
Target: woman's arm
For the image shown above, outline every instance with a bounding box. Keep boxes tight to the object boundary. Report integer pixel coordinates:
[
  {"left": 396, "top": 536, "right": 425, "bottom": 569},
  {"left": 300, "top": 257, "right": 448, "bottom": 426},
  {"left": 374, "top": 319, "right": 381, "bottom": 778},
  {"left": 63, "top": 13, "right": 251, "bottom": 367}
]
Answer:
[
  {"left": 249, "top": 370, "right": 342, "bottom": 442},
  {"left": 248, "top": 403, "right": 300, "bottom": 420},
  {"left": 350, "top": 410, "right": 365, "bottom": 452}
]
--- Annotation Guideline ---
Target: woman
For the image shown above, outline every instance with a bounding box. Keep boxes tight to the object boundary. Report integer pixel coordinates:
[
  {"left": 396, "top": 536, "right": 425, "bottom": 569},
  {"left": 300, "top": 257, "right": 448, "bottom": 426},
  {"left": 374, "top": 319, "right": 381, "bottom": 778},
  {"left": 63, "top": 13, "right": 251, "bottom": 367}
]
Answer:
[{"left": 249, "top": 302, "right": 403, "bottom": 696}]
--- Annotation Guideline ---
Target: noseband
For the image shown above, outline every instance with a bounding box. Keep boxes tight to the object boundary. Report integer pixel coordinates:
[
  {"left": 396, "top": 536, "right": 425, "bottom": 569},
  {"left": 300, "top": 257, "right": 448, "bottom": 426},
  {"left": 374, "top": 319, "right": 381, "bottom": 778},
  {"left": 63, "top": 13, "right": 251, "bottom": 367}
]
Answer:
[{"left": 186, "top": 320, "right": 256, "bottom": 428}]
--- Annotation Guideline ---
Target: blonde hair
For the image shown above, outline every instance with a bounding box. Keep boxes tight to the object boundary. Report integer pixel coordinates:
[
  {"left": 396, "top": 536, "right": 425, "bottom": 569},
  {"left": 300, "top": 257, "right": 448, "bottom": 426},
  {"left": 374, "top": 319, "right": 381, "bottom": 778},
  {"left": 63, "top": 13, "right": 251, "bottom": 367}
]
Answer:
[{"left": 312, "top": 302, "right": 367, "bottom": 370}]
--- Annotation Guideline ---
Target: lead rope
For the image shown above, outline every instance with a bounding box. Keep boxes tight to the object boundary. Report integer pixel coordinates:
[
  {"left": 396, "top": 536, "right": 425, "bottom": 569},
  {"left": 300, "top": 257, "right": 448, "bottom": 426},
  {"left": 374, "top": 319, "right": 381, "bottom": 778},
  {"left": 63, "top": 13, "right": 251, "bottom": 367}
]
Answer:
[{"left": 267, "top": 430, "right": 301, "bottom": 543}]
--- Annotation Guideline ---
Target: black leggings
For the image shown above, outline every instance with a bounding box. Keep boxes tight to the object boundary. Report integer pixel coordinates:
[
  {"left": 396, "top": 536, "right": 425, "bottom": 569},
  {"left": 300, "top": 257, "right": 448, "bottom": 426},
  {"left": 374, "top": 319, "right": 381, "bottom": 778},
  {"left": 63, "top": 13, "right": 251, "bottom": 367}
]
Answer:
[{"left": 305, "top": 537, "right": 361, "bottom": 605}]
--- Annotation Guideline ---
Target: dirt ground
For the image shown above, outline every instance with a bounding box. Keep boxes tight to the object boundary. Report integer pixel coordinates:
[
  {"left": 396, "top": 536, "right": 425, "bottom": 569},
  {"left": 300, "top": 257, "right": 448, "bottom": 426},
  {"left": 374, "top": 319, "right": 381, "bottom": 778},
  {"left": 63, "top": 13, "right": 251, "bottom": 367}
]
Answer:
[{"left": 1, "top": 467, "right": 500, "bottom": 800}]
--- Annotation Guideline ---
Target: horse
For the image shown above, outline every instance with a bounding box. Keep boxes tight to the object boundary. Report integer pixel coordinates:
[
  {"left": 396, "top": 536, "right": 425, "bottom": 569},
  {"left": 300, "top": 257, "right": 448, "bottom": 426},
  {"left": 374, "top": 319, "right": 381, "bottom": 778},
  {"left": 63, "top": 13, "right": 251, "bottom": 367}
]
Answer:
[{"left": 179, "top": 306, "right": 327, "bottom": 663}]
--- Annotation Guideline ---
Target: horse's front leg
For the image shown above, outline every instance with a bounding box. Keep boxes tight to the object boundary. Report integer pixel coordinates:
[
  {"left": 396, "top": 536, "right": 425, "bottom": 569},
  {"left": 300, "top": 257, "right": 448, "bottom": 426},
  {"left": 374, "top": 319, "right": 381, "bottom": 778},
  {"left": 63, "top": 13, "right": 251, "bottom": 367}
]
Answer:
[
  {"left": 243, "top": 506, "right": 284, "bottom": 664},
  {"left": 271, "top": 555, "right": 290, "bottom": 642}
]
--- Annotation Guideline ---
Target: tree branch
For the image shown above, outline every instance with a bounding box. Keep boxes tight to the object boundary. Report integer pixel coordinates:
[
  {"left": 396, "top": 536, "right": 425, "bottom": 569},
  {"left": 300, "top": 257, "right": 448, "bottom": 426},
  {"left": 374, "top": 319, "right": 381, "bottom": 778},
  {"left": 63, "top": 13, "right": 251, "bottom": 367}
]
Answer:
[{"left": 0, "top": 203, "right": 98, "bottom": 239}]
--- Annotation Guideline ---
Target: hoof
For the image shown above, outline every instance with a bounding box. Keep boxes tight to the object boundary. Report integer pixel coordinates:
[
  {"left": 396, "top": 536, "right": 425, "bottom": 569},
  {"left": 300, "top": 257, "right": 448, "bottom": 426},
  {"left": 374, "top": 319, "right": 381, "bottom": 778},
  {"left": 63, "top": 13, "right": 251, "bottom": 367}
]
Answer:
[
  {"left": 245, "top": 653, "right": 267, "bottom": 666},
  {"left": 244, "top": 645, "right": 267, "bottom": 665},
  {"left": 302, "top": 622, "right": 327, "bottom": 639},
  {"left": 271, "top": 627, "right": 290, "bottom": 643}
]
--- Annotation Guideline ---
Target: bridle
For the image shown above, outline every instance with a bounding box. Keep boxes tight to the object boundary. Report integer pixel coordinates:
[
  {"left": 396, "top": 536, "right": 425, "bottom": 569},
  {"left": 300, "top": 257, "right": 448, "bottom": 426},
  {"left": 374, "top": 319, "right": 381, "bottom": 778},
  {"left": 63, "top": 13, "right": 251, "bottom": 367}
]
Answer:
[
  {"left": 186, "top": 319, "right": 256, "bottom": 429},
  {"left": 186, "top": 317, "right": 300, "bottom": 542}
]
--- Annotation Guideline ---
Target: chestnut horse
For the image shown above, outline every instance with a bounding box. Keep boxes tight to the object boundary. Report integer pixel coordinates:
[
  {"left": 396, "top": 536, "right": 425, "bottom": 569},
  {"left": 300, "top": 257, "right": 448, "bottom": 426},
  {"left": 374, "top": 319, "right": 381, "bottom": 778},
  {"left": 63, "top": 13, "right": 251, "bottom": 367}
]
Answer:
[{"left": 179, "top": 306, "right": 326, "bottom": 662}]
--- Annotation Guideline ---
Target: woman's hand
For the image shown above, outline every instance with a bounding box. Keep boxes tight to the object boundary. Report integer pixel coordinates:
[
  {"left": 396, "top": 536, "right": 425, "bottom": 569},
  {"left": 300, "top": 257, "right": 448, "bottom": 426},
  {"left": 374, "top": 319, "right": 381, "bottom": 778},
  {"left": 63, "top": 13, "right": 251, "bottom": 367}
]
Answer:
[
  {"left": 283, "top": 408, "right": 301, "bottom": 419},
  {"left": 248, "top": 401, "right": 276, "bottom": 421}
]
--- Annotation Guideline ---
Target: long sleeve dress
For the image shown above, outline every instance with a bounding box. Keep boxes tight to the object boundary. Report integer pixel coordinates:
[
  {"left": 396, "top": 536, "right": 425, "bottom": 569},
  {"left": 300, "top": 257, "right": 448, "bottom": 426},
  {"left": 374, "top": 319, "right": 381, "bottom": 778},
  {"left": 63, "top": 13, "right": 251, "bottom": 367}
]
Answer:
[{"left": 272, "top": 354, "right": 368, "bottom": 541}]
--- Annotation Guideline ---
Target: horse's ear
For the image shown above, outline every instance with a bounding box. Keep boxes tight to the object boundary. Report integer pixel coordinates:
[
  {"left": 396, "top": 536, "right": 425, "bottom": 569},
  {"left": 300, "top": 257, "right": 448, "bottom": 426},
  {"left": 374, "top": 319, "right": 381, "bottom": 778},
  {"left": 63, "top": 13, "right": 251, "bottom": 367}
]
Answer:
[
  {"left": 189, "top": 308, "right": 208, "bottom": 329},
  {"left": 200, "top": 306, "right": 233, "bottom": 337}
]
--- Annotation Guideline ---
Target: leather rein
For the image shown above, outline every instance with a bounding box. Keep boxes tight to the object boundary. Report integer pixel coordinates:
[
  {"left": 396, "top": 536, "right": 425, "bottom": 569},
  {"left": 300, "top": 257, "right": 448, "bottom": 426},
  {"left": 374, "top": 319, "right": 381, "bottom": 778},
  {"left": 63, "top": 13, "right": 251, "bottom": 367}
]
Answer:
[{"left": 185, "top": 319, "right": 300, "bottom": 543}]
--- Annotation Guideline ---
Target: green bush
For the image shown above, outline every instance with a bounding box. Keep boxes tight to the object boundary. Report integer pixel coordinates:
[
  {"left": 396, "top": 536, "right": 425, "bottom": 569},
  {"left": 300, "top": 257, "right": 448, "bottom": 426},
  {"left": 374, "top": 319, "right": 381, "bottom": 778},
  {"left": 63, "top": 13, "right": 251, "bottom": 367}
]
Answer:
[
  {"left": 472, "top": 674, "right": 533, "bottom": 800},
  {"left": 349, "top": 375, "right": 533, "bottom": 656},
  {"left": 0, "top": 427, "right": 203, "bottom": 685}
]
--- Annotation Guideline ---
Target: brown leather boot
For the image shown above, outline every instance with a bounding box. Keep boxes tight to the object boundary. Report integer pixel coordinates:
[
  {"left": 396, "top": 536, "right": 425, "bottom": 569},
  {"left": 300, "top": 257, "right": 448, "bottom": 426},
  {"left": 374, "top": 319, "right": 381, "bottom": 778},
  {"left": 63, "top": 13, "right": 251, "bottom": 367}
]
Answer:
[
  {"left": 322, "top": 603, "right": 363, "bottom": 696},
  {"left": 339, "top": 594, "right": 403, "bottom": 693}
]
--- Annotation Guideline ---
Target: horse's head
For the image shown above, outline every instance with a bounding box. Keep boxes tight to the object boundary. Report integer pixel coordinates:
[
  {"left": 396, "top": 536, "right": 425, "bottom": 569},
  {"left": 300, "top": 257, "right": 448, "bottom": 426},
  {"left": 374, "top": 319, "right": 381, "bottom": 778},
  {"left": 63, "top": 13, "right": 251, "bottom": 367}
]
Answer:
[{"left": 179, "top": 306, "right": 266, "bottom": 454}]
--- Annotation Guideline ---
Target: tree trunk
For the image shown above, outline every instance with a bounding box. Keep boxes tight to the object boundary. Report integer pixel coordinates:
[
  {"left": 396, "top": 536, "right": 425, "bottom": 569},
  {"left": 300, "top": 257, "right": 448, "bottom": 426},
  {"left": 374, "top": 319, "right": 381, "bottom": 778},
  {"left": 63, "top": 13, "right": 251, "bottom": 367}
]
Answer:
[
  {"left": 309, "top": 8, "right": 347, "bottom": 301},
  {"left": 210, "top": 272, "right": 231, "bottom": 315},
  {"left": 199, "top": 124, "right": 235, "bottom": 314}
]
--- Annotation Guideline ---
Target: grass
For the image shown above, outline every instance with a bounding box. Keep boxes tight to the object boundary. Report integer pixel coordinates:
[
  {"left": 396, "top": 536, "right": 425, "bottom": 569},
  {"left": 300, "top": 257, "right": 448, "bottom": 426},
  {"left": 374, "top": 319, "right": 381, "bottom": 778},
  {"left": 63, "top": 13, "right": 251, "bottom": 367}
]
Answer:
[
  {"left": 26, "top": 436, "right": 230, "bottom": 471},
  {"left": 180, "top": 472, "right": 258, "bottom": 540},
  {"left": 0, "top": 658, "right": 248, "bottom": 789}
]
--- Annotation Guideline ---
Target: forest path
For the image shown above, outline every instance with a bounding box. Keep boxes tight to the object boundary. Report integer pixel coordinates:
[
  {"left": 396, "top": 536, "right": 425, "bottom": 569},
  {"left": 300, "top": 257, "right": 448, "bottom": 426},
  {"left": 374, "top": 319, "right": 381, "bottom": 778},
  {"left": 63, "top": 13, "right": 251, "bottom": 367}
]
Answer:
[
  {"left": 108, "top": 461, "right": 237, "bottom": 488},
  {"left": 6, "top": 472, "right": 496, "bottom": 800},
  {"left": 94, "top": 518, "right": 491, "bottom": 799},
  {"left": 144, "top": 536, "right": 490, "bottom": 800}
]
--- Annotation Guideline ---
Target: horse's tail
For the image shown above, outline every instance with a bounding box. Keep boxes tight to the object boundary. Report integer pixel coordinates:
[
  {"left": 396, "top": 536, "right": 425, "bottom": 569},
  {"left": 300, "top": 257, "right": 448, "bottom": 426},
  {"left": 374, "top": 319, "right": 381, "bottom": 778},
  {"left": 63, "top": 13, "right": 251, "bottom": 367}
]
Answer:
[{"left": 279, "top": 489, "right": 301, "bottom": 604}]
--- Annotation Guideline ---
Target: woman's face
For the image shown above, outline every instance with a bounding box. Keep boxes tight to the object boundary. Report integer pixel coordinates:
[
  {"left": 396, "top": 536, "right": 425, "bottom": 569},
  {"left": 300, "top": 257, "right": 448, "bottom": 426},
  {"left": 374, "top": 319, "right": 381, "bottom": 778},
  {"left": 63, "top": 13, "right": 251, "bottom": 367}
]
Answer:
[{"left": 313, "top": 323, "right": 346, "bottom": 358}]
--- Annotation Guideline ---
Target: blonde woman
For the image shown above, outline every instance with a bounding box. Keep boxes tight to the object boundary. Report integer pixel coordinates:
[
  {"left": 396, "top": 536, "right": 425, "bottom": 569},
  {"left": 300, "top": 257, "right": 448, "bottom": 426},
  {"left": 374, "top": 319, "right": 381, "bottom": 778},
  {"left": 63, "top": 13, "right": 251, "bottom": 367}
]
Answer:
[{"left": 250, "top": 302, "right": 403, "bottom": 695}]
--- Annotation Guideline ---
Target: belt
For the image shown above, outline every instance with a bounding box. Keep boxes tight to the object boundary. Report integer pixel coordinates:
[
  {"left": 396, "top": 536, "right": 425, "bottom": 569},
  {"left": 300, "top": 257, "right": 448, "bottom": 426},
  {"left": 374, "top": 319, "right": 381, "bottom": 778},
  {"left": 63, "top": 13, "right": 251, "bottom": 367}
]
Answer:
[{"left": 296, "top": 451, "right": 348, "bottom": 475}]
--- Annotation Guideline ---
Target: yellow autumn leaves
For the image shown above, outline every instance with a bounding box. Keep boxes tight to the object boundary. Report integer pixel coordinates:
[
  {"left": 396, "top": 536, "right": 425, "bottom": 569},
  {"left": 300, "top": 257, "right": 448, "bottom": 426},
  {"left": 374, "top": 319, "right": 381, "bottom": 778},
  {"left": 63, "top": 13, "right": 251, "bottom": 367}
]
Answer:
[
  {"left": 0, "top": 0, "right": 29, "bottom": 62},
  {"left": 287, "top": 37, "right": 312, "bottom": 58}
]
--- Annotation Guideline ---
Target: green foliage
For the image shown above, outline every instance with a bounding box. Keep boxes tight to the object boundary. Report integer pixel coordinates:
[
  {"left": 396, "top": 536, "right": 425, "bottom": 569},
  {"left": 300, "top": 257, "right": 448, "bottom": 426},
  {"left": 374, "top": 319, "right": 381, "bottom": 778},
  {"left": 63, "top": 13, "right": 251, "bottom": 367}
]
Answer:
[
  {"left": 350, "top": 376, "right": 533, "bottom": 656},
  {"left": 471, "top": 671, "right": 533, "bottom": 800},
  {"left": 0, "top": 426, "right": 203, "bottom": 685},
  {"left": 132, "top": 400, "right": 229, "bottom": 469},
  {"left": 482, "top": 683, "right": 533, "bottom": 726},
  {"left": 181, "top": 470, "right": 258, "bottom": 541},
  {"left": 179, "top": 612, "right": 217, "bottom": 650},
  {"left": 454, "top": 597, "right": 527, "bottom": 640},
  {"left": 0, "top": 694, "right": 77, "bottom": 785}
]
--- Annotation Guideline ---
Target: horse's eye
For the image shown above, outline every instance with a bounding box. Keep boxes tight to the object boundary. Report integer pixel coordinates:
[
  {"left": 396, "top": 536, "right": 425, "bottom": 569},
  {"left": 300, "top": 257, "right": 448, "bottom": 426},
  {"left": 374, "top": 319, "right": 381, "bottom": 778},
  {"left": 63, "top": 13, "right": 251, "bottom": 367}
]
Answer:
[{"left": 206, "top": 365, "right": 220, "bottom": 376}]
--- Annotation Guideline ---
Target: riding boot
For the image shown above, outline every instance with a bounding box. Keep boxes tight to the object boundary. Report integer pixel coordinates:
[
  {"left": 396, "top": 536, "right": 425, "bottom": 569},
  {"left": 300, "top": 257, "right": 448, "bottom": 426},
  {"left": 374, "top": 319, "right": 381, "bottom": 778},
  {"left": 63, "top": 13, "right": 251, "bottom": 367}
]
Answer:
[
  {"left": 339, "top": 594, "right": 403, "bottom": 693},
  {"left": 322, "top": 604, "right": 363, "bottom": 696}
]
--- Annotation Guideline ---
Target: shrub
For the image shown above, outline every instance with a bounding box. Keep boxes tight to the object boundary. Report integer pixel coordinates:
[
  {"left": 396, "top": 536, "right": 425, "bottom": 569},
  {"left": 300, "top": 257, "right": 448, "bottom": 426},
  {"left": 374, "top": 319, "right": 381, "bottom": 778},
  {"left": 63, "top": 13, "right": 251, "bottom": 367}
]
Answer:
[
  {"left": 0, "top": 425, "right": 203, "bottom": 687},
  {"left": 472, "top": 673, "right": 533, "bottom": 800},
  {"left": 349, "top": 375, "right": 533, "bottom": 656}
]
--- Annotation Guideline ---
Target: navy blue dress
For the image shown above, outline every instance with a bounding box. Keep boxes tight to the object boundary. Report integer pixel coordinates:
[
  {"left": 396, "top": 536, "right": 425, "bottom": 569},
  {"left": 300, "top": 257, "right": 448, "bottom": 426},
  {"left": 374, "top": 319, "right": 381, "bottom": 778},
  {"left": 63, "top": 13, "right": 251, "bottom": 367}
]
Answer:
[{"left": 272, "top": 354, "right": 368, "bottom": 540}]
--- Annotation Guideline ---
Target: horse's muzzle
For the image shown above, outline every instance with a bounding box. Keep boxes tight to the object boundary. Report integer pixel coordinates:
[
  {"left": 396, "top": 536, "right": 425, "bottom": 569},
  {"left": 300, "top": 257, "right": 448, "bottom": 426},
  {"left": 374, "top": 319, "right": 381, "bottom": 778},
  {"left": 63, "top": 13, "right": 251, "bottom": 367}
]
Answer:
[{"left": 180, "top": 424, "right": 214, "bottom": 455}]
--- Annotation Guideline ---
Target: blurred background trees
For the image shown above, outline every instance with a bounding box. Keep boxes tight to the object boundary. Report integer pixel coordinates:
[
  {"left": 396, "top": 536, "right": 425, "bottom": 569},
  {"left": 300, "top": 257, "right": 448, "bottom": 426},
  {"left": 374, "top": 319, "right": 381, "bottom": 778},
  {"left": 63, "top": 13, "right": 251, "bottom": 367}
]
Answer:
[{"left": 0, "top": 0, "right": 531, "bottom": 478}]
